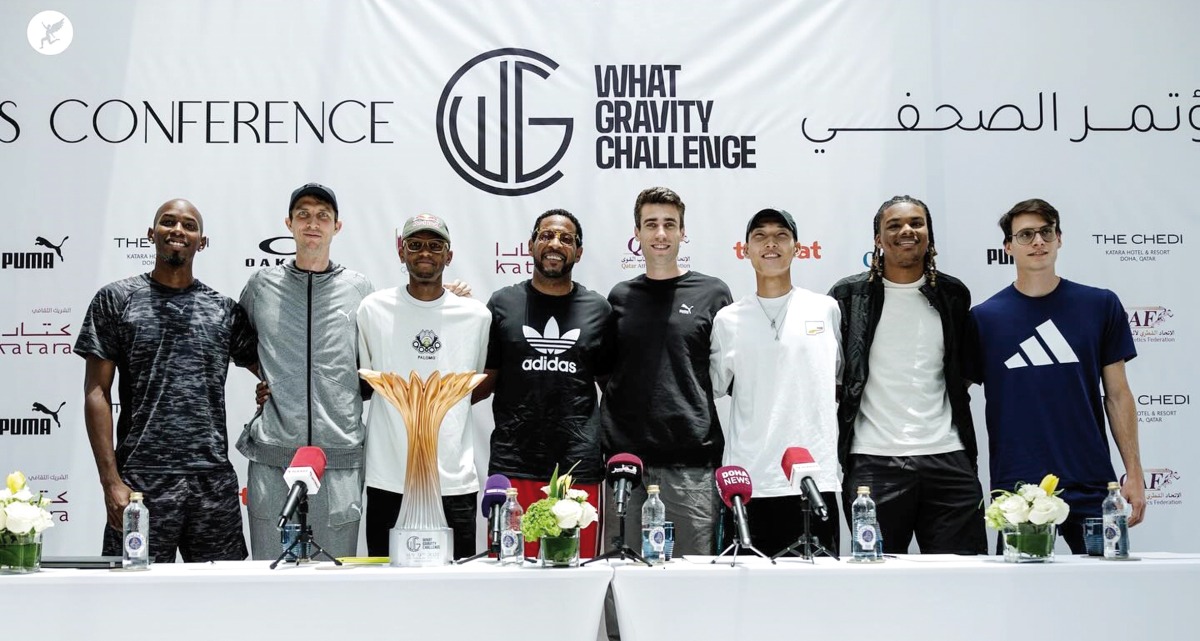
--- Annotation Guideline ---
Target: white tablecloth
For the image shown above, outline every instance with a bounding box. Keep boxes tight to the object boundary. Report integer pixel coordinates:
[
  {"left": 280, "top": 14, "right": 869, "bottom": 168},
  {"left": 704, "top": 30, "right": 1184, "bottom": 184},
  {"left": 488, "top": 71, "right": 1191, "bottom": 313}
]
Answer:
[
  {"left": 610, "top": 553, "right": 1200, "bottom": 641},
  {"left": 2, "top": 560, "right": 613, "bottom": 641}
]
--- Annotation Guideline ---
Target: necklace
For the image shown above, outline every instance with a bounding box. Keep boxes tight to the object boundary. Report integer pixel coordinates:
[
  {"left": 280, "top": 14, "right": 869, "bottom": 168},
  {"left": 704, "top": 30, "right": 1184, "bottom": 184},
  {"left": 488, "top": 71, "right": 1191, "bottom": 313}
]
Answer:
[{"left": 755, "top": 289, "right": 793, "bottom": 341}]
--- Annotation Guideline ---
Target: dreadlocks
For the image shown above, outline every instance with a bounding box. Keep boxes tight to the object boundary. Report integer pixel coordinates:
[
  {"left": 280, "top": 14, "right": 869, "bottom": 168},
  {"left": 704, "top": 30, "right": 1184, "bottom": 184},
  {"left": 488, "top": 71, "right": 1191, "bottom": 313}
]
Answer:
[{"left": 868, "top": 195, "right": 939, "bottom": 287}]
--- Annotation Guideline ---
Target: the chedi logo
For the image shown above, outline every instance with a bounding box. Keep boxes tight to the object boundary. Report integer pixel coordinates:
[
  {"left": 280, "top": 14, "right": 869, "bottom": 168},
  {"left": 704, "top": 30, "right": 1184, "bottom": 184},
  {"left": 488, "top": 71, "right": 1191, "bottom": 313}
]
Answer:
[{"left": 522, "top": 317, "right": 579, "bottom": 373}]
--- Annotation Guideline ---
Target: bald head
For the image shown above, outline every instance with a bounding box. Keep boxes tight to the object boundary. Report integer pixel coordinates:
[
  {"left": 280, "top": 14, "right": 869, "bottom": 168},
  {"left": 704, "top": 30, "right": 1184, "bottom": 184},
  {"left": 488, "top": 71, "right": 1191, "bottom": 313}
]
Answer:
[{"left": 154, "top": 199, "right": 203, "bottom": 233}]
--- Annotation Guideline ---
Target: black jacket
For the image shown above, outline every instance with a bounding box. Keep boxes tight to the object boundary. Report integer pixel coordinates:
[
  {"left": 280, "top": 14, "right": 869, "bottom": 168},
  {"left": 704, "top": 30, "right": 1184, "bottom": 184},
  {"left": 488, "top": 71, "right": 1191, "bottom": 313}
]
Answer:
[{"left": 828, "top": 271, "right": 978, "bottom": 471}]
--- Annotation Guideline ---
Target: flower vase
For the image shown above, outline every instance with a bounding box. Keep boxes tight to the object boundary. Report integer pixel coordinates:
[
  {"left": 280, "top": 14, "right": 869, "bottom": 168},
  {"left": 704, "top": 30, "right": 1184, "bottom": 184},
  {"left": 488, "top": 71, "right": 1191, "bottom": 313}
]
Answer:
[
  {"left": 539, "top": 529, "right": 580, "bottom": 568},
  {"left": 0, "top": 531, "right": 43, "bottom": 574},
  {"left": 1002, "top": 522, "right": 1056, "bottom": 563}
]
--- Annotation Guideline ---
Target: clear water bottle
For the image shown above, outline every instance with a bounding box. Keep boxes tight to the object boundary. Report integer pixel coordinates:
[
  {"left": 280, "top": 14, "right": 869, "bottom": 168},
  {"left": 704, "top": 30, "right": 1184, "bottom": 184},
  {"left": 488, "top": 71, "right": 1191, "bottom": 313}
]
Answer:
[
  {"left": 1102, "top": 481, "right": 1130, "bottom": 559},
  {"left": 123, "top": 491, "right": 150, "bottom": 570},
  {"left": 850, "top": 486, "right": 884, "bottom": 563},
  {"left": 498, "top": 488, "right": 524, "bottom": 565},
  {"left": 641, "top": 484, "right": 666, "bottom": 565}
]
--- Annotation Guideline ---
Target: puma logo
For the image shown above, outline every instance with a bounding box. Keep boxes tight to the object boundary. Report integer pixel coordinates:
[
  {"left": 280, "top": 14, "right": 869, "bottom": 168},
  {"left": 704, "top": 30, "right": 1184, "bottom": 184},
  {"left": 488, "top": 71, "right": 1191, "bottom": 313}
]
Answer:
[
  {"left": 34, "top": 236, "right": 68, "bottom": 261},
  {"left": 32, "top": 401, "right": 66, "bottom": 428}
]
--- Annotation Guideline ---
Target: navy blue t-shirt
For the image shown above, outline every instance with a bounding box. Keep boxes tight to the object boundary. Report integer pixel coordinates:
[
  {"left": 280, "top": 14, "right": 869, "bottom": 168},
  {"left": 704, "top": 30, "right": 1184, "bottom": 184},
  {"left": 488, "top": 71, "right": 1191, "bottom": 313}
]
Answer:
[
  {"left": 968, "top": 279, "right": 1135, "bottom": 515},
  {"left": 76, "top": 274, "right": 258, "bottom": 473}
]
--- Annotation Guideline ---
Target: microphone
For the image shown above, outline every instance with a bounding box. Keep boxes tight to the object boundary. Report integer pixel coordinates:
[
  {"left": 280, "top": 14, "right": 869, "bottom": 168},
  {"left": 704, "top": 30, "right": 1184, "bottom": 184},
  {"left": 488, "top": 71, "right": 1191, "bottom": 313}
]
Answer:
[
  {"left": 481, "top": 474, "right": 512, "bottom": 551},
  {"left": 715, "top": 466, "right": 754, "bottom": 547},
  {"left": 606, "top": 453, "right": 644, "bottom": 516},
  {"left": 781, "top": 446, "right": 829, "bottom": 521},
  {"left": 277, "top": 446, "right": 327, "bottom": 529}
]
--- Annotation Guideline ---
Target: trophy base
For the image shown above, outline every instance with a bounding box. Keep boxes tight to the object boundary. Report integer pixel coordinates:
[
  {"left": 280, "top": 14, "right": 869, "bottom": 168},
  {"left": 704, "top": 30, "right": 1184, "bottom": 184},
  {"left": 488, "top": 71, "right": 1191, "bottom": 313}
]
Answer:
[{"left": 390, "top": 527, "right": 454, "bottom": 567}]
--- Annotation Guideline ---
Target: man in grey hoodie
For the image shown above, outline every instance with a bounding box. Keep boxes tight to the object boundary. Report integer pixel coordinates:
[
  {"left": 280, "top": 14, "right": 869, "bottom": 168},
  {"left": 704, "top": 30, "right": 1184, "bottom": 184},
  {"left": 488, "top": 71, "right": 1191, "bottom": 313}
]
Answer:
[{"left": 237, "top": 183, "right": 374, "bottom": 559}]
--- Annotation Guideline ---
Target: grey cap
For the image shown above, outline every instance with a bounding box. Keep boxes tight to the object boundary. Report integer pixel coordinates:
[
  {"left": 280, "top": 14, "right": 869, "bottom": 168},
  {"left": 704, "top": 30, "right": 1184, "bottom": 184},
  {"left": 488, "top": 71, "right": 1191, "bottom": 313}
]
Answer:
[{"left": 401, "top": 213, "right": 450, "bottom": 242}]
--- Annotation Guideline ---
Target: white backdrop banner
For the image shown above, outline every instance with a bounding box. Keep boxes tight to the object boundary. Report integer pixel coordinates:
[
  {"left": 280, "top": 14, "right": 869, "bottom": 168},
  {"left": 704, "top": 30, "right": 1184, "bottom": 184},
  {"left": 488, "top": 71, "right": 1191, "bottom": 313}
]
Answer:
[{"left": 1, "top": 0, "right": 1195, "bottom": 555}]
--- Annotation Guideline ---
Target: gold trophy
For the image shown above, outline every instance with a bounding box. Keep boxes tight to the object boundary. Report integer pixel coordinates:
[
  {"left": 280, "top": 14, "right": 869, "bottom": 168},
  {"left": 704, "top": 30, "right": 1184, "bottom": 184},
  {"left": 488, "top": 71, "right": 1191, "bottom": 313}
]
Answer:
[{"left": 360, "top": 369, "right": 485, "bottom": 566}]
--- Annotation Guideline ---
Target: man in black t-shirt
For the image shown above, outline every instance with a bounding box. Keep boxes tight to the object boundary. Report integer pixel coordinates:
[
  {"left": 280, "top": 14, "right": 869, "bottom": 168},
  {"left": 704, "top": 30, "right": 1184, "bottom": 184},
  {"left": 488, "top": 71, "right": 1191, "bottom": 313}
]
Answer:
[
  {"left": 77, "top": 199, "right": 257, "bottom": 562},
  {"left": 601, "top": 187, "right": 732, "bottom": 556},
  {"left": 474, "top": 209, "right": 612, "bottom": 559}
]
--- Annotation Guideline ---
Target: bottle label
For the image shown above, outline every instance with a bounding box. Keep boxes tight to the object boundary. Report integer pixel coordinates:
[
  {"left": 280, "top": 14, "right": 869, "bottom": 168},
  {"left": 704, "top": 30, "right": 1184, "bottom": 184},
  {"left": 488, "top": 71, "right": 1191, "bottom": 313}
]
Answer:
[
  {"left": 125, "top": 531, "right": 146, "bottom": 555},
  {"left": 500, "top": 530, "right": 522, "bottom": 556},
  {"left": 855, "top": 524, "right": 877, "bottom": 550},
  {"left": 649, "top": 526, "right": 665, "bottom": 552}
]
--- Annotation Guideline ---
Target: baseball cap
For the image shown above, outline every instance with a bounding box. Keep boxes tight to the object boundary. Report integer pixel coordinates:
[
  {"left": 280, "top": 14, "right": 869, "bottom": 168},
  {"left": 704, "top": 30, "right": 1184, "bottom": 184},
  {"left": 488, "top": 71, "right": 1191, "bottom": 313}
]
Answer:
[
  {"left": 745, "top": 208, "right": 797, "bottom": 241},
  {"left": 289, "top": 183, "right": 338, "bottom": 214},
  {"left": 401, "top": 213, "right": 451, "bottom": 242}
]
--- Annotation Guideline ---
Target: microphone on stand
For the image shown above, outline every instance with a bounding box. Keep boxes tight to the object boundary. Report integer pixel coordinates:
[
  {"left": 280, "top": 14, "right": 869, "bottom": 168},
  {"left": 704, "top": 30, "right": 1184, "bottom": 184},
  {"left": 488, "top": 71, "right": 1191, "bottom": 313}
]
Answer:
[
  {"left": 781, "top": 447, "right": 829, "bottom": 521},
  {"left": 713, "top": 466, "right": 773, "bottom": 564},
  {"left": 715, "top": 466, "right": 755, "bottom": 546},
  {"left": 278, "top": 446, "right": 326, "bottom": 529},
  {"left": 606, "top": 453, "right": 643, "bottom": 517},
  {"left": 481, "top": 474, "right": 512, "bottom": 551}
]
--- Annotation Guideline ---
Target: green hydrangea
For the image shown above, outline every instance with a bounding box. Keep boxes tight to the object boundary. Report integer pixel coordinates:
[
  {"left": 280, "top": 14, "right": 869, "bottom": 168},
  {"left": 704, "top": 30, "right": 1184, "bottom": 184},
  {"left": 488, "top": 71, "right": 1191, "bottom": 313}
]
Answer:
[{"left": 521, "top": 499, "right": 562, "bottom": 540}]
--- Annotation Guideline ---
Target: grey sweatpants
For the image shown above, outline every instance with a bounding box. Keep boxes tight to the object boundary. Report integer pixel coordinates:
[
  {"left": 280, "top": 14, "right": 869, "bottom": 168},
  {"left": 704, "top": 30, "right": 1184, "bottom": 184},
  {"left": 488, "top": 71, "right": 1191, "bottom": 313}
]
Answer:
[{"left": 246, "top": 460, "right": 364, "bottom": 560}]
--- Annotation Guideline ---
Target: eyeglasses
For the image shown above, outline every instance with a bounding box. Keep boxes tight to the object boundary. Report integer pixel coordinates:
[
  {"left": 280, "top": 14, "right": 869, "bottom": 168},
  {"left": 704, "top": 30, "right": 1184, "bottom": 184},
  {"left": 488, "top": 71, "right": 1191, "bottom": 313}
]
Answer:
[
  {"left": 1010, "top": 226, "right": 1058, "bottom": 245},
  {"left": 534, "top": 230, "right": 577, "bottom": 246},
  {"left": 402, "top": 238, "right": 448, "bottom": 254}
]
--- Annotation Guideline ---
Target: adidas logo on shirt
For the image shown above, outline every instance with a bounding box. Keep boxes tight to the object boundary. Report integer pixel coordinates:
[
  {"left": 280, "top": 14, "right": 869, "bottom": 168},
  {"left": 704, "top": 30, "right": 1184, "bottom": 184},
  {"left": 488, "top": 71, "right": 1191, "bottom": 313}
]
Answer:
[
  {"left": 1004, "top": 319, "right": 1079, "bottom": 369},
  {"left": 521, "top": 317, "right": 579, "bottom": 373}
]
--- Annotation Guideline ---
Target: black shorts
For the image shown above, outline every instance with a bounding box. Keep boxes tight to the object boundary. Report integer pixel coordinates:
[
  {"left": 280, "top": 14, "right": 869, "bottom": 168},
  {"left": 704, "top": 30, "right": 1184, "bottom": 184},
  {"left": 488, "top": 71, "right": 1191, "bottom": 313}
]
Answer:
[{"left": 102, "top": 469, "right": 248, "bottom": 563}]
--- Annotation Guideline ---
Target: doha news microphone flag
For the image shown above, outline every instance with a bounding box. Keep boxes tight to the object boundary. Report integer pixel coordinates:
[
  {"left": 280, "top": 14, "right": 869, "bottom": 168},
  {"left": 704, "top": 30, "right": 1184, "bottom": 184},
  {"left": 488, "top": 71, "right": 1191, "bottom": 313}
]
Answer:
[
  {"left": 712, "top": 466, "right": 774, "bottom": 566},
  {"left": 271, "top": 446, "right": 340, "bottom": 568}
]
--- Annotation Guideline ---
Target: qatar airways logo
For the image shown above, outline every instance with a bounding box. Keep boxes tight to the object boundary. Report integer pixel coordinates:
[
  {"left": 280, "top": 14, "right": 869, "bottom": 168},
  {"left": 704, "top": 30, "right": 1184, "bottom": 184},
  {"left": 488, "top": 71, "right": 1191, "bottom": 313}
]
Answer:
[{"left": 521, "top": 317, "right": 579, "bottom": 373}]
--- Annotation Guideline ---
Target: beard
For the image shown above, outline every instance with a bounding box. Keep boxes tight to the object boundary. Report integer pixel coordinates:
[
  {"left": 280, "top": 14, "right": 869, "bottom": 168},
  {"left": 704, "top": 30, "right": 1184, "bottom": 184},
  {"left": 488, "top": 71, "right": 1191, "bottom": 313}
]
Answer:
[
  {"left": 162, "top": 251, "right": 186, "bottom": 267},
  {"left": 534, "top": 254, "right": 574, "bottom": 279}
]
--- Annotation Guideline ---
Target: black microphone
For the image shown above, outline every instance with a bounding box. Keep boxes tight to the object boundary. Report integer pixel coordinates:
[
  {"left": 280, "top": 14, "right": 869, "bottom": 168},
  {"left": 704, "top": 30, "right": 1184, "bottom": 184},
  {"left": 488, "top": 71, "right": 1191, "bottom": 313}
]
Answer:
[
  {"left": 606, "top": 453, "right": 643, "bottom": 517},
  {"left": 715, "top": 466, "right": 755, "bottom": 546},
  {"left": 781, "top": 446, "right": 829, "bottom": 521},
  {"left": 277, "top": 446, "right": 326, "bottom": 529},
  {"left": 480, "top": 474, "right": 511, "bottom": 552}
]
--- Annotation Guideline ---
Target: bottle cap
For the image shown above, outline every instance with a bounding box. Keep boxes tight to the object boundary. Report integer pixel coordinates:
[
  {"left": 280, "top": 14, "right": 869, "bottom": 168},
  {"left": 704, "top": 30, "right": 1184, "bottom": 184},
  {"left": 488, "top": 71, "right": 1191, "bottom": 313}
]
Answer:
[
  {"left": 506, "top": 488, "right": 519, "bottom": 497},
  {"left": 857, "top": 486, "right": 870, "bottom": 494},
  {"left": 129, "top": 491, "right": 144, "bottom": 501},
  {"left": 1107, "top": 481, "right": 1121, "bottom": 491},
  {"left": 648, "top": 484, "right": 660, "bottom": 493}
]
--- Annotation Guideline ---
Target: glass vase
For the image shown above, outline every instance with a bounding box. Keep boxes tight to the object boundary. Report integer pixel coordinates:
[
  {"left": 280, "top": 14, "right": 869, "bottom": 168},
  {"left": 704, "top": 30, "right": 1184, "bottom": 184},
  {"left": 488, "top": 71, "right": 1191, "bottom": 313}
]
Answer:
[
  {"left": 0, "top": 531, "right": 43, "bottom": 574},
  {"left": 1002, "top": 522, "right": 1056, "bottom": 563},
  {"left": 539, "top": 528, "right": 580, "bottom": 568}
]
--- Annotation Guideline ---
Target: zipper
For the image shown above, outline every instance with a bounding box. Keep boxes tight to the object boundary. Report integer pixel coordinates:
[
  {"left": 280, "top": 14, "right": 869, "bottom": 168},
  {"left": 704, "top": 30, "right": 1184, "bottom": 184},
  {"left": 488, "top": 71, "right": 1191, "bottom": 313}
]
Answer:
[{"left": 306, "top": 272, "right": 313, "bottom": 446}]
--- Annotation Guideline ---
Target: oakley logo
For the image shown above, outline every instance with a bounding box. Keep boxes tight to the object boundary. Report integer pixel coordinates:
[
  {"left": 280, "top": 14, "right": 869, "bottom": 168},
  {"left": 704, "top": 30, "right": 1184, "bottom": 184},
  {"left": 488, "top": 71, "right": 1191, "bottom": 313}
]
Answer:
[
  {"left": 437, "top": 48, "right": 573, "bottom": 196},
  {"left": 1004, "top": 320, "right": 1079, "bottom": 369}
]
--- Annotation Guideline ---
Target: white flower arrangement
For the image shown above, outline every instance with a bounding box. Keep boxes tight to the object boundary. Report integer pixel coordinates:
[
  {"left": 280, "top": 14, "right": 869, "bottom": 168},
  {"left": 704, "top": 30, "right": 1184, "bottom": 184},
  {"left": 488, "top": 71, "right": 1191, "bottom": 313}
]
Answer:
[
  {"left": 985, "top": 474, "right": 1070, "bottom": 529},
  {"left": 0, "top": 471, "right": 55, "bottom": 538}
]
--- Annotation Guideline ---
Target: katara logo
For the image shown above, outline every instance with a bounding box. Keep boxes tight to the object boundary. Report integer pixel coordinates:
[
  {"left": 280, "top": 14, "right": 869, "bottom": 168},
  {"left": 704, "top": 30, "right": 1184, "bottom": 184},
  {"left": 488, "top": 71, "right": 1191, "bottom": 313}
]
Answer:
[
  {"left": 437, "top": 48, "right": 573, "bottom": 196},
  {"left": 27, "top": 11, "right": 73, "bottom": 55}
]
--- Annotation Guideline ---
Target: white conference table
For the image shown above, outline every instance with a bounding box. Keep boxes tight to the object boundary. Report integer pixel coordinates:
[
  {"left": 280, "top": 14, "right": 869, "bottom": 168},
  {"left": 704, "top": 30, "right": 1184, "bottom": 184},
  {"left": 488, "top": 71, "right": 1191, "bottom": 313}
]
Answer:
[
  {"left": 610, "top": 553, "right": 1200, "bottom": 641},
  {"left": 2, "top": 560, "right": 613, "bottom": 641}
]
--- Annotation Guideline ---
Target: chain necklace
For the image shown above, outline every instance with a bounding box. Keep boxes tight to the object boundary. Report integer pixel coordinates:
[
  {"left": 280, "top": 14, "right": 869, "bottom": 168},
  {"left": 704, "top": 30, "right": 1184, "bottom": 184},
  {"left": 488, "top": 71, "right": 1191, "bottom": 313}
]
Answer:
[{"left": 755, "top": 289, "right": 794, "bottom": 341}]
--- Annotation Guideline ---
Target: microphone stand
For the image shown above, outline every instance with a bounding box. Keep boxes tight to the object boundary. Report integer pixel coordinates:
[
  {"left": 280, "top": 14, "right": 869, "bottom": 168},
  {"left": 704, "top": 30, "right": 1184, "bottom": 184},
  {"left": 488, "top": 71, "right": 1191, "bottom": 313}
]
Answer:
[
  {"left": 270, "top": 494, "right": 342, "bottom": 569},
  {"left": 582, "top": 508, "right": 651, "bottom": 567},
  {"left": 713, "top": 501, "right": 775, "bottom": 566},
  {"left": 456, "top": 510, "right": 501, "bottom": 564},
  {"left": 770, "top": 496, "right": 839, "bottom": 562}
]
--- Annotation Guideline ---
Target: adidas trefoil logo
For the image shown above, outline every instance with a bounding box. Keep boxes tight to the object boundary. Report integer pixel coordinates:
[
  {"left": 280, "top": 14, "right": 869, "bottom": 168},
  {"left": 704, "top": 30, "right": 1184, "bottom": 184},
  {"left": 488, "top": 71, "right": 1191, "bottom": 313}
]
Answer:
[
  {"left": 521, "top": 317, "right": 579, "bottom": 373},
  {"left": 1005, "top": 320, "right": 1079, "bottom": 369},
  {"left": 522, "top": 317, "right": 580, "bottom": 355}
]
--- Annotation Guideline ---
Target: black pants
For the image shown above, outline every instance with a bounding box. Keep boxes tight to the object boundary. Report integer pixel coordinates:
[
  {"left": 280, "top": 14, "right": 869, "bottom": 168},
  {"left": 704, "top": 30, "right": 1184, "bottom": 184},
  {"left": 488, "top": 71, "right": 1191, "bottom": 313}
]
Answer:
[
  {"left": 365, "top": 486, "right": 477, "bottom": 560},
  {"left": 721, "top": 492, "right": 840, "bottom": 558},
  {"left": 843, "top": 451, "right": 987, "bottom": 555}
]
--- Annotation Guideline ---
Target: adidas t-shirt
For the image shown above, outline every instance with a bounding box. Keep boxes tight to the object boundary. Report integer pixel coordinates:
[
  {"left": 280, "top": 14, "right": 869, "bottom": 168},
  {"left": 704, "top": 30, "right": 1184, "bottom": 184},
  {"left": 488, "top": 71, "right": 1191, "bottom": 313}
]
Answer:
[
  {"left": 74, "top": 274, "right": 258, "bottom": 473},
  {"left": 968, "top": 279, "right": 1135, "bottom": 513},
  {"left": 485, "top": 281, "right": 612, "bottom": 483}
]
